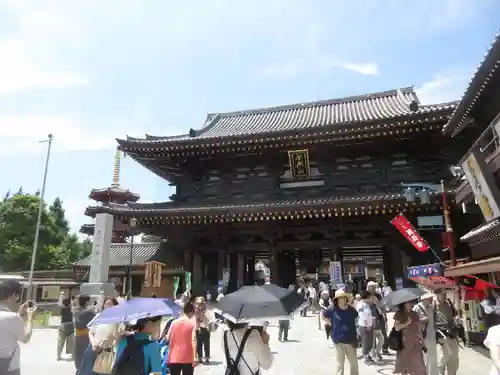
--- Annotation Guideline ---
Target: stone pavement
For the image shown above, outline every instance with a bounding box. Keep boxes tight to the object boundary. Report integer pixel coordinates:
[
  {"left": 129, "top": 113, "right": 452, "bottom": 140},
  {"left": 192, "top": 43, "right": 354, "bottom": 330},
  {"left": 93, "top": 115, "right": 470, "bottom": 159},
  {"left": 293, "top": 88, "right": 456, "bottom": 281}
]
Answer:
[{"left": 21, "top": 314, "right": 492, "bottom": 375}]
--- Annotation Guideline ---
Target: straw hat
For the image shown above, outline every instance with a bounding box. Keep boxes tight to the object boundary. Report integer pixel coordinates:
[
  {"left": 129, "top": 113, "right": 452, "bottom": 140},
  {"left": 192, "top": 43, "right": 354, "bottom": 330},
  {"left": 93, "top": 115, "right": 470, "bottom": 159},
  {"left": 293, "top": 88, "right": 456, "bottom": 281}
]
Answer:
[{"left": 334, "top": 290, "right": 349, "bottom": 299}]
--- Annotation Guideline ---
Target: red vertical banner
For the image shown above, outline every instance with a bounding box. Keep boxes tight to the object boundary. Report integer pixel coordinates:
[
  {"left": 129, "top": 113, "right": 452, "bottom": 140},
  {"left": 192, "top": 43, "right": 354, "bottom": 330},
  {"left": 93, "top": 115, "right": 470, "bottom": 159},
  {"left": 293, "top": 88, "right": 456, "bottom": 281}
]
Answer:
[{"left": 390, "top": 214, "right": 430, "bottom": 252}]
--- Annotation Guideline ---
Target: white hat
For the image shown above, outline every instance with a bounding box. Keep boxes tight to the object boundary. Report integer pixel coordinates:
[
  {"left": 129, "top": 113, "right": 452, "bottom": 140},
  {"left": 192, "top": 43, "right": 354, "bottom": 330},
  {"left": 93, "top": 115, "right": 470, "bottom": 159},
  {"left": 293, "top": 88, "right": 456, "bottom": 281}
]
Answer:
[{"left": 420, "top": 292, "right": 435, "bottom": 300}]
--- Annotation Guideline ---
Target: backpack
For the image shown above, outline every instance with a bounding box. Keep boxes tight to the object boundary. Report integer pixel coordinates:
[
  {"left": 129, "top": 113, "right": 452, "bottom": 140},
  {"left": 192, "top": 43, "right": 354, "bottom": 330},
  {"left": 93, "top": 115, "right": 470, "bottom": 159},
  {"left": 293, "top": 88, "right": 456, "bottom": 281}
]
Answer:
[
  {"left": 112, "top": 336, "right": 152, "bottom": 375},
  {"left": 388, "top": 327, "right": 404, "bottom": 351},
  {"left": 223, "top": 329, "right": 252, "bottom": 375},
  {"left": 0, "top": 348, "right": 15, "bottom": 375}
]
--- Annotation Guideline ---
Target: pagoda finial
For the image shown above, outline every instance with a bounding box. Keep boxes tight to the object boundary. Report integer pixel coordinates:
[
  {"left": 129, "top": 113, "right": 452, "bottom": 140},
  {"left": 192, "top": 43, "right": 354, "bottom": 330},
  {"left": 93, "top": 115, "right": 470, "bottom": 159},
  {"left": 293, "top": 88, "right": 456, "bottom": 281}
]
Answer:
[{"left": 111, "top": 148, "right": 121, "bottom": 187}]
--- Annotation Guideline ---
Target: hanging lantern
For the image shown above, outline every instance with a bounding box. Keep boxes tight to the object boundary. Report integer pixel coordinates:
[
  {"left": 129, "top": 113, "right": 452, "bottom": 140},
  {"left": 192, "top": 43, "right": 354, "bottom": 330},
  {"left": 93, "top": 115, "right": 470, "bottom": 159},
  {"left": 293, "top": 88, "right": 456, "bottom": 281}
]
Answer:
[
  {"left": 404, "top": 187, "right": 416, "bottom": 202},
  {"left": 419, "top": 188, "right": 431, "bottom": 205}
]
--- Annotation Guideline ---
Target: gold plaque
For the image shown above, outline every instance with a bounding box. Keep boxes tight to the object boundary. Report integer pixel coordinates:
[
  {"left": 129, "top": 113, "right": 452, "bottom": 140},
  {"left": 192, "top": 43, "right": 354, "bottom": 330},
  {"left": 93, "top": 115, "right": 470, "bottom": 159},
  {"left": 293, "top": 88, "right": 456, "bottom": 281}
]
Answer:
[{"left": 288, "top": 149, "right": 310, "bottom": 179}]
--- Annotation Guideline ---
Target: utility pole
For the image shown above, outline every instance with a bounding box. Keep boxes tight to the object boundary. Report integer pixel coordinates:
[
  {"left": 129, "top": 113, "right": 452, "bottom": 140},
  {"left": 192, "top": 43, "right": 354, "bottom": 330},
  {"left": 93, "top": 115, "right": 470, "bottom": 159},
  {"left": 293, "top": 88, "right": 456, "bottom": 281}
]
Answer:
[
  {"left": 441, "top": 180, "right": 457, "bottom": 267},
  {"left": 27, "top": 134, "right": 54, "bottom": 300}
]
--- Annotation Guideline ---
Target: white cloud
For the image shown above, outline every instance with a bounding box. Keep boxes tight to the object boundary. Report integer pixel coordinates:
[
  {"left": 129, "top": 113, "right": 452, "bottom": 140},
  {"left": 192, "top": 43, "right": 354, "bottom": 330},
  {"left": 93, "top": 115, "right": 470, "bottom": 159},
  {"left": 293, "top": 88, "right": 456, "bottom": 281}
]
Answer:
[
  {"left": 261, "top": 23, "right": 379, "bottom": 79},
  {"left": 415, "top": 74, "right": 470, "bottom": 104},
  {"left": 0, "top": 114, "right": 134, "bottom": 155},
  {"left": 17, "top": 10, "right": 66, "bottom": 28},
  {"left": 320, "top": 59, "right": 379, "bottom": 76},
  {"left": 335, "top": 62, "right": 379, "bottom": 76},
  {"left": 0, "top": 38, "right": 88, "bottom": 95},
  {"left": 262, "top": 58, "right": 379, "bottom": 78}
]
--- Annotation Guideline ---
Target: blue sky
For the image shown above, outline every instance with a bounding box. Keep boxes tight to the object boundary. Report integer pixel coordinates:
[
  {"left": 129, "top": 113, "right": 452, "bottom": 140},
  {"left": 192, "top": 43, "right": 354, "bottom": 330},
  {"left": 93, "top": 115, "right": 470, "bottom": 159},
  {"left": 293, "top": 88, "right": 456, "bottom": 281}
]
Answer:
[{"left": 0, "top": 0, "right": 499, "bottom": 235}]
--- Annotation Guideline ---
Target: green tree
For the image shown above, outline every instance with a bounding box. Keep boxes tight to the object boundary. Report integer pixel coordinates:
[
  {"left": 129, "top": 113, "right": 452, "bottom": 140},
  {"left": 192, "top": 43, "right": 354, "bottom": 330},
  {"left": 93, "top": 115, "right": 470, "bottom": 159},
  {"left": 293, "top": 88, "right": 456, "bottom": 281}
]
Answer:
[
  {"left": 0, "top": 194, "right": 62, "bottom": 271},
  {"left": 62, "top": 233, "right": 92, "bottom": 264},
  {"left": 49, "top": 197, "right": 70, "bottom": 243},
  {"left": 0, "top": 193, "right": 93, "bottom": 271}
]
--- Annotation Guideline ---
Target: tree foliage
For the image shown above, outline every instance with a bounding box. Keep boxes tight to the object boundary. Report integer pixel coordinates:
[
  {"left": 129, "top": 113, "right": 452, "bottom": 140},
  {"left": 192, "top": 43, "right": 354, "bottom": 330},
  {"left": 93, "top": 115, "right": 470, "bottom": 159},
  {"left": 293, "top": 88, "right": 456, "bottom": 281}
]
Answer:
[{"left": 0, "top": 193, "right": 92, "bottom": 272}]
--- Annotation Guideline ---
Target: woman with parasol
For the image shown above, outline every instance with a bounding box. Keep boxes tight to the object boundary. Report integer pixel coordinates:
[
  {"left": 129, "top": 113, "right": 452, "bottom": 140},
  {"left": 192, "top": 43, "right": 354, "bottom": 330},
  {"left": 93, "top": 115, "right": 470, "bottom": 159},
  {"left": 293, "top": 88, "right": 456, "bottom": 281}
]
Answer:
[{"left": 381, "top": 288, "right": 427, "bottom": 375}]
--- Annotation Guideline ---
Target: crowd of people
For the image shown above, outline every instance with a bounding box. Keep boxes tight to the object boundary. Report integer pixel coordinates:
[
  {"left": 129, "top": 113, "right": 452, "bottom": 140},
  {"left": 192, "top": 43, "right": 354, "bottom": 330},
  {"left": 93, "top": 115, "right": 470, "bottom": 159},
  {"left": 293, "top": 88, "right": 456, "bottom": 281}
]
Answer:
[
  {"left": 1, "top": 275, "right": 497, "bottom": 375},
  {"left": 316, "top": 281, "right": 467, "bottom": 375}
]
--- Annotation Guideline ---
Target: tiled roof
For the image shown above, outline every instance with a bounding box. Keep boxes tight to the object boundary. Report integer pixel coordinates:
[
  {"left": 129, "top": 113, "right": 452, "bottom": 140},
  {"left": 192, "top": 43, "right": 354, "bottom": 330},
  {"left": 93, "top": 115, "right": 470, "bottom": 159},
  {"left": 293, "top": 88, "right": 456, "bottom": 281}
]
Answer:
[
  {"left": 443, "top": 32, "right": 500, "bottom": 137},
  {"left": 86, "top": 192, "right": 443, "bottom": 218},
  {"left": 89, "top": 186, "right": 140, "bottom": 203},
  {"left": 460, "top": 218, "right": 500, "bottom": 243},
  {"left": 80, "top": 224, "right": 94, "bottom": 235},
  {"left": 75, "top": 242, "right": 161, "bottom": 267},
  {"left": 118, "top": 87, "right": 456, "bottom": 147}
]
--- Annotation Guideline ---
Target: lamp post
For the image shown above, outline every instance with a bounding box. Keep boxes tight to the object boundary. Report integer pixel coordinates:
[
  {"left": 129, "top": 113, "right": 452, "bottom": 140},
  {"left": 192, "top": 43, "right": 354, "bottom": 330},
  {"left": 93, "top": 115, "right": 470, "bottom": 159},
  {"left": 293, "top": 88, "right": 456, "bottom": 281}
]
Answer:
[
  {"left": 127, "top": 217, "right": 137, "bottom": 301},
  {"left": 27, "top": 134, "right": 53, "bottom": 300}
]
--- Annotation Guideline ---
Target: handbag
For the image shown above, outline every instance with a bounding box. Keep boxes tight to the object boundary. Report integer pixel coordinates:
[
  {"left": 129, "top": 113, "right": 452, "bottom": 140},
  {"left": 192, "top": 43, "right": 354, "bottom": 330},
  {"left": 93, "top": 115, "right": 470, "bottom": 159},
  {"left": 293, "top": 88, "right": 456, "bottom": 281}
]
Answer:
[
  {"left": 93, "top": 348, "right": 115, "bottom": 374},
  {"left": 208, "top": 322, "right": 219, "bottom": 332},
  {"left": 388, "top": 327, "right": 404, "bottom": 351}
]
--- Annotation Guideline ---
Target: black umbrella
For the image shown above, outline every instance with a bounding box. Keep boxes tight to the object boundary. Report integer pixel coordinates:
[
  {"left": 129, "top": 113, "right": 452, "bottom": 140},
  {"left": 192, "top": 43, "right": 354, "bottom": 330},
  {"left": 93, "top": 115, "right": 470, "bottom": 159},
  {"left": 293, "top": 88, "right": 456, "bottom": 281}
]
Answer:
[
  {"left": 379, "top": 288, "right": 426, "bottom": 307},
  {"left": 213, "top": 283, "right": 307, "bottom": 322}
]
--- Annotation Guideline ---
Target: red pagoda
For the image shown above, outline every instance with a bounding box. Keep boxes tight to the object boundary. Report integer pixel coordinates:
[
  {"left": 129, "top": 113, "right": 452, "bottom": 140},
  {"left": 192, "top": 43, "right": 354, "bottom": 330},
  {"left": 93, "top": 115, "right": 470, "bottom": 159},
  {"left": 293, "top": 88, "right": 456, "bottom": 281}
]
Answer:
[{"left": 80, "top": 149, "right": 140, "bottom": 242}]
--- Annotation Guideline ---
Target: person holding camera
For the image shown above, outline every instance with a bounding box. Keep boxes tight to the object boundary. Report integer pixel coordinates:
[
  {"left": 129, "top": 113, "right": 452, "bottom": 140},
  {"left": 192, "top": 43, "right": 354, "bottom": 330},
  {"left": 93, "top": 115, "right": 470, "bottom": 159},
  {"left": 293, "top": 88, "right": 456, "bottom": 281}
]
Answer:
[
  {"left": 222, "top": 320, "right": 273, "bottom": 375},
  {"left": 0, "top": 279, "right": 36, "bottom": 375}
]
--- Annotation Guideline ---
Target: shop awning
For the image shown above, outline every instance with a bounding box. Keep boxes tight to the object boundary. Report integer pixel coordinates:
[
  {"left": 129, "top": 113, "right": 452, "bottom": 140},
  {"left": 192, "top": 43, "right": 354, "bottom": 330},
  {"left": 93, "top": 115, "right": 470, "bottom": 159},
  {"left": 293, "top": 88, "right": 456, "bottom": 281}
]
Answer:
[
  {"left": 19, "top": 279, "right": 79, "bottom": 286},
  {"left": 408, "top": 263, "right": 456, "bottom": 289},
  {"left": 444, "top": 256, "right": 500, "bottom": 277}
]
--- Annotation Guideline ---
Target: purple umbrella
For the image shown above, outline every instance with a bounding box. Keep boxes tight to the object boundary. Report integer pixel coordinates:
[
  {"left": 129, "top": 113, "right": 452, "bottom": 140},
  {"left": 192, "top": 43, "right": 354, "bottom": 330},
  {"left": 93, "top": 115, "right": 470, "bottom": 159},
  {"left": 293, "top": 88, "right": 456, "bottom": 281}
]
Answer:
[{"left": 88, "top": 298, "right": 180, "bottom": 326}]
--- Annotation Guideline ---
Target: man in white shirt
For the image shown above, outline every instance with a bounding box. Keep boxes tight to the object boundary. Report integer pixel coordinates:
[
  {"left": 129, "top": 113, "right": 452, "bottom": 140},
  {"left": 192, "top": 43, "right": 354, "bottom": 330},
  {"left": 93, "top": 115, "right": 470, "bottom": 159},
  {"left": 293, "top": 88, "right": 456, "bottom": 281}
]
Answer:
[
  {"left": 0, "top": 280, "right": 35, "bottom": 375},
  {"left": 308, "top": 285, "right": 317, "bottom": 313},
  {"left": 357, "top": 291, "right": 374, "bottom": 365},
  {"left": 413, "top": 293, "right": 438, "bottom": 375},
  {"left": 381, "top": 281, "right": 392, "bottom": 297},
  {"left": 223, "top": 321, "right": 273, "bottom": 375}
]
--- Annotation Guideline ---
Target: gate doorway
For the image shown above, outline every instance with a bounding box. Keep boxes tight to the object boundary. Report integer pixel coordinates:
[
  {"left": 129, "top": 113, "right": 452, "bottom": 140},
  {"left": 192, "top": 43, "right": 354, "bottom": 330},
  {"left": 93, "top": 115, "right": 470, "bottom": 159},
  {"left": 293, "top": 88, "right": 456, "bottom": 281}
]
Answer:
[{"left": 276, "top": 251, "right": 296, "bottom": 287}]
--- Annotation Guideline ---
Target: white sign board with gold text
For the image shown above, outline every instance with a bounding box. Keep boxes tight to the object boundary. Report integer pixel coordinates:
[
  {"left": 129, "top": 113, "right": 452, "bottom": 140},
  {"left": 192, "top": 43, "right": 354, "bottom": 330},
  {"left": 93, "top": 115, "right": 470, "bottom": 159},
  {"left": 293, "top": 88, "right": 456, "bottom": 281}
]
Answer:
[{"left": 462, "top": 151, "right": 500, "bottom": 221}]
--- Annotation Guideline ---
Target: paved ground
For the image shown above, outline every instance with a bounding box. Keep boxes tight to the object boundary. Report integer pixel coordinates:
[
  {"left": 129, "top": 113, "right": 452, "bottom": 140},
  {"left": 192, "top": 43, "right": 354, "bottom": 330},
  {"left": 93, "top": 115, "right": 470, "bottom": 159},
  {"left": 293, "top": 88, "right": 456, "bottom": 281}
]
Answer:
[{"left": 21, "top": 313, "right": 492, "bottom": 375}]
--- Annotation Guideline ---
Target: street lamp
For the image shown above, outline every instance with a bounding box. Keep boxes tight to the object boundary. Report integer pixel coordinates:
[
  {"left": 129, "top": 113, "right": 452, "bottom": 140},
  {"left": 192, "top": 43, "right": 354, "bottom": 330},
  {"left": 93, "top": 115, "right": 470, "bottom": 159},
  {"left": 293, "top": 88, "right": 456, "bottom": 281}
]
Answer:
[
  {"left": 403, "top": 185, "right": 432, "bottom": 205},
  {"left": 404, "top": 187, "right": 416, "bottom": 202},
  {"left": 127, "top": 217, "right": 137, "bottom": 300},
  {"left": 419, "top": 188, "right": 431, "bottom": 205},
  {"left": 27, "top": 134, "right": 54, "bottom": 300}
]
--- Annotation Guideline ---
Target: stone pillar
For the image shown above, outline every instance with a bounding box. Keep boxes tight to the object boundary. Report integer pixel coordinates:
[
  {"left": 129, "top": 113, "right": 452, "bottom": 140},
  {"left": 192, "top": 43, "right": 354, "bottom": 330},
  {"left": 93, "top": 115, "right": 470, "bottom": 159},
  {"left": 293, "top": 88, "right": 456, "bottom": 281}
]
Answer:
[
  {"left": 237, "top": 254, "right": 245, "bottom": 288},
  {"left": 270, "top": 248, "right": 279, "bottom": 285},
  {"left": 80, "top": 213, "right": 116, "bottom": 299},
  {"left": 192, "top": 253, "right": 203, "bottom": 295},
  {"left": 217, "top": 251, "right": 225, "bottom": 284}
]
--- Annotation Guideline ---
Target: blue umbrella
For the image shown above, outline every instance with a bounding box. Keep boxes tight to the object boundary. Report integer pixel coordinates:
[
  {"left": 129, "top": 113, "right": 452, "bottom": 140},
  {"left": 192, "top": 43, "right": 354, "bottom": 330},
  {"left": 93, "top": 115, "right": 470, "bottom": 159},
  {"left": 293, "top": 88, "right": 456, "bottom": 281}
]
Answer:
[{"left": 88, "top": 298, "right": 181, "bottom": 326}]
